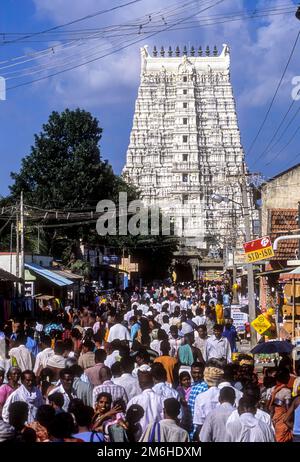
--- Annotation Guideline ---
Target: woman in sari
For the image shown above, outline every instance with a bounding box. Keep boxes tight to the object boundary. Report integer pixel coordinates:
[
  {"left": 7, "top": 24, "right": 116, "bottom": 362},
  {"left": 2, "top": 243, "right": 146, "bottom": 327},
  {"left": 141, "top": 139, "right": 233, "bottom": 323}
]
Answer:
[
  {"left": 0, "top": 367, "right": 21, "bottom": 416},
  {"left": 268, "top": 368, "right": 293, "bottom": 442}
]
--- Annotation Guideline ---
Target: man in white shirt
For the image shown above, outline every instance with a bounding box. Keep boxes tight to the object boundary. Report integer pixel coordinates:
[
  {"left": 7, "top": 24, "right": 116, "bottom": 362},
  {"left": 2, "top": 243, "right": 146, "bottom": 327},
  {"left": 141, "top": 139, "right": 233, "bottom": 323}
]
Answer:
[
  {"left": 169, "top": 307, "right": 181, "bottom": 327},
  {"left": 8, "top": 335, "right": 32, "bottom": 372},
  {"left": 225, "top": 396, "right": 275, "bottom": 442},
  {"left": 33, "top": 335, "right": 54, "bottom": 375},
  {"left": 192, "top": 308, "right": 206, "bottom": 327},
  {"left": 124, "top": 307, "right": 136, "bottom": 324},
  {"left": 138, "top": 301, "right": 149, "bottom": 315},
  {"left": 205, "top": 324, "right": 232, "bottom": 363},
  {"left": 180, "top": 298, "right": 189, "bottom": 311},
  {"left": 168, "top": 300, "right": 176, "bottom": 314},
  {"left": 218, "top": 364, "right": 243, "bottom": 407},
  {"left": 140, "top": 398, "right": 189, "bottom": 442},
  {"left": 132, "top": 350, "right": 152, "bottom": 378},
  {"left": 161, "top": 315, "right": 171, "bottom": 335},
  {"left": 64, "top": 301, "right": 73, "bottom": 314},
  {"left": 107, "top": 314, "right": 130, "bottom": 343},
  {"left": 104, "top": 340, "right": 121, "bottom": 368},
  {"left": 151, "top": 363, "right": 179, "bottom": 400},
  {"left": 193, "top": 361, "right": 224, "bottom": 440},
  {"left": 193, "top": 325, "right": 208, "bottom": 360},
  {"left": 180, "top": 313, "right": 194, "bottom": 335},
  {"left": 226, "top": 385, "right": 274, "bottom": 431},
  {"left": 155, "top": 305, "right": 169, "bottom": 325},
  {"left": 169, "top": 326, "right": 184, "bottom": 357},
  {"left": 112, "top": 357, "right": 141, "bottom": 401},
  {"left": 200, "top": 386, "right": 235, "bottom": 442},
  {"left": 93, "top": 366, "right": 128, "bottom": 407},
  {"left": 47, "top": 368, "right": 77, "bottom": 411},
  {"left": 127, "top": 370, "right": 164, "bottom": 433},
  {"left": 2, "top": 370, "right": 43, "bottom": 423},
  {"left": 153, "top": 302, "right": 162, "bottom": 313}
]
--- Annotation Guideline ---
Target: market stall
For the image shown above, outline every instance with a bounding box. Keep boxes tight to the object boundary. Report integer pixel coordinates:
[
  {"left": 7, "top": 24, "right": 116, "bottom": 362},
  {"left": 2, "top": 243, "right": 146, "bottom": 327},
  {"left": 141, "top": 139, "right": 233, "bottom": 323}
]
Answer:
[{"left": 279, "top": 267, "right": 300, "bottom": 340}]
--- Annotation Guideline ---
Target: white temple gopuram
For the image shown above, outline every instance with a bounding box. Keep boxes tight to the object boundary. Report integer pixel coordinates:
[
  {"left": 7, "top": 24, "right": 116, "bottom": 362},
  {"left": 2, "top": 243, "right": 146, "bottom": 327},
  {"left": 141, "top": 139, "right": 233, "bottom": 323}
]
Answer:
[{"left": 123, "top": 44, "right": 255, "bottom": 277}]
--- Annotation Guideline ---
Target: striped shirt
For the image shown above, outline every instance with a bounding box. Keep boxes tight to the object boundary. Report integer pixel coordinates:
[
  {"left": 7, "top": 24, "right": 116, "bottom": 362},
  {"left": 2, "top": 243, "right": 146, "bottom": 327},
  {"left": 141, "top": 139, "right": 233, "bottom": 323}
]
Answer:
[
  {"left": 92, "top": 380, "right": 128, "bottom": 407},
  {"left": 188, "top": 381, "right": 209, "bottom": 439},
  {"left": 188, "top": 381, "right": 209, "bottom": 419}
]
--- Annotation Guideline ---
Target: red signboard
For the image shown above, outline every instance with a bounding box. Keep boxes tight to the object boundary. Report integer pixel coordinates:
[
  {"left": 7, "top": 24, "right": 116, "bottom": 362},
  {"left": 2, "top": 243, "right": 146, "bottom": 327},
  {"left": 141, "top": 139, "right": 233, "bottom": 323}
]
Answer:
[
  {"left": 243, "top": 236, "right": 274, "bottom": 263},
  {"left": 243, "top": 236, "right": 272, "bottom": 253}
]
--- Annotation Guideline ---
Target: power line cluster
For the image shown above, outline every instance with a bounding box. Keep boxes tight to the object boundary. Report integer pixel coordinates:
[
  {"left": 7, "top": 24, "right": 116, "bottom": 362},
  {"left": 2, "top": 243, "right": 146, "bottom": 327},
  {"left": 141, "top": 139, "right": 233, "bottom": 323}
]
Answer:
[
  {"left": 1, "top": 3, "right": 294, "bottom": 44},
  {"left": 0, "top": 1, "right": 295, "bottom": 91},
  {"left": 0, "top": 201, "right": 180, "bottom": 249},
  {"left": 247, "top": 19, "right": 300, "bottom": 170}
]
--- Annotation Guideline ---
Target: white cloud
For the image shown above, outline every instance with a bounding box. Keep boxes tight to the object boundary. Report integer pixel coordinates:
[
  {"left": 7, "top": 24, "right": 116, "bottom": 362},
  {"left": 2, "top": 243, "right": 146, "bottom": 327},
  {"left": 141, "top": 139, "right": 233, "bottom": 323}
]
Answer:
[
  {"left": 31, "top": 0, "right": 180, "bottom": 106},
  {"left": 29, "top": 0, "right": 299, "bottom": 111},
  {"left": 47, "top": 45, "right": 140, "bottom": 107}
]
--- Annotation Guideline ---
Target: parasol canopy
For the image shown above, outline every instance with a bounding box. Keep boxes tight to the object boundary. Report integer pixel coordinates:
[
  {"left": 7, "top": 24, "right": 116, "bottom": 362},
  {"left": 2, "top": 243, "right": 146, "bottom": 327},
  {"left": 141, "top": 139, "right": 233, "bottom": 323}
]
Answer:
[{"left": 251, "top": 340, "right": 294, "bottom": 354}]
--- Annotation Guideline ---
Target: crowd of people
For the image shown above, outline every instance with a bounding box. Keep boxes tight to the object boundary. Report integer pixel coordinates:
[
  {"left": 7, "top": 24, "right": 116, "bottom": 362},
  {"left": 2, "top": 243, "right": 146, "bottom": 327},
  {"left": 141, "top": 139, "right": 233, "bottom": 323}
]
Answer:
[{"left": 0, "top": 281, "right": 299, "bottom": 443}]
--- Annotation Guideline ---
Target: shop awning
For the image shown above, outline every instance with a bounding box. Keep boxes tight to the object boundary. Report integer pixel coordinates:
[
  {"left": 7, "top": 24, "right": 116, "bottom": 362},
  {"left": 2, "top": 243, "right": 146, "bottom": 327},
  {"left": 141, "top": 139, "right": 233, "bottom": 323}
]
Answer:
[
  {"left": 255, "top": 268, "right": 292, "bottom": 277},
  {"left": 280, "top": 266, "right": 300, "bottom": 281},
  {"left": 98, "top": 264, "right": 129, "bottom": 274},
  {"left": 51, "top": 269, "right": 83, "bottom": 281},
  {"left": 0, "top": 267, "right": 23, "bottom": 283},
  {"left": 25, "top": 263, "right": 74, "bottom": 287}
]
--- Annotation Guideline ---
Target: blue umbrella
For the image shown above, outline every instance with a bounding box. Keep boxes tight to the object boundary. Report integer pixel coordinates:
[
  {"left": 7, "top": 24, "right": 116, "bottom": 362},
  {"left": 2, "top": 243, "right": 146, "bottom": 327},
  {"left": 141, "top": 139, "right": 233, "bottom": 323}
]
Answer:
[{"left": 251, "top": 340, "right": 294, "bottom": 354}]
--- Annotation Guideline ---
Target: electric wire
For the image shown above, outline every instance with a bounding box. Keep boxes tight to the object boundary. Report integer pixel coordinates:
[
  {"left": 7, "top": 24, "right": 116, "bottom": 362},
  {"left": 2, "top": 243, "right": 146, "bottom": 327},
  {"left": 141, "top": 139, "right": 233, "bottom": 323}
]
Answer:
[{"left": 247, "top": 29, "right": 300, "bottom": 158}]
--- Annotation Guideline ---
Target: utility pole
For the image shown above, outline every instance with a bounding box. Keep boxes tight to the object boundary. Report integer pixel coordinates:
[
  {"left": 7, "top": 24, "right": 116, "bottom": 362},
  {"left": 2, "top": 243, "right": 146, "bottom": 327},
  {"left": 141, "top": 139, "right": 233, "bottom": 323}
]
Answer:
[
  {"left": 16, "top": 210, "right": 20, "bottom": 295},
  {"left": 37, "top": 226, "right": 40, "bottom": 255},
  {"left": 20, "top": 191, "right": 25, "bottom": 295},
  {"left": 9, "top": 222, "right": 13, "bottom": 274},
  {"left": 298, "top": 201, "right": 300, "bottom": 259},
  {"left": 231, "top": 209, "right": 239, "bottom": 304},
  {"left": 232, "top": 255, "right": 239, "bottom": 304},
  {"left": 241, "top": 163, "right": 257, "bottom": 348}
]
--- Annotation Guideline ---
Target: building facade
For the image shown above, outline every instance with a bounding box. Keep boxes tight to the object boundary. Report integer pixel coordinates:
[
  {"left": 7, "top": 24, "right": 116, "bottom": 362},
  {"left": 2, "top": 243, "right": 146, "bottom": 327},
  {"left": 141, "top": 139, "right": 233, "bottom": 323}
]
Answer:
[
  {"left": 123, "top": 44, "right": 253, "bottom": 271},
  {"left": 259, "top": 164, "right": 300, "bottom": 311}
]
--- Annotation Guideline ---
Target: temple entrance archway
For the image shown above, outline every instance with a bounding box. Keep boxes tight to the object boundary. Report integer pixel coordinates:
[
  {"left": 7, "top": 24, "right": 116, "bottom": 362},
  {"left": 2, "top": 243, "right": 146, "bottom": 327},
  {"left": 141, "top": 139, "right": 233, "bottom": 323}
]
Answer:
[{"left": 174, "top": 262, "right": 193, "bottom": 282}]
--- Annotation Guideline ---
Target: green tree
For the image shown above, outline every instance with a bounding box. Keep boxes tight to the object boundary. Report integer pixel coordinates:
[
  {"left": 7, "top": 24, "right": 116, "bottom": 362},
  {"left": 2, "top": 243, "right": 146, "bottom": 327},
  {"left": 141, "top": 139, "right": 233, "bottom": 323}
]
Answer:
[
  {"left": 9, "top": 108, "right": 127, "bottom": 207},
  {"left": 1, "top": 108, "right": 178, "bottom": 279},
  {"left": 3, "top": 108, "right": 137, "bottom": 259}
]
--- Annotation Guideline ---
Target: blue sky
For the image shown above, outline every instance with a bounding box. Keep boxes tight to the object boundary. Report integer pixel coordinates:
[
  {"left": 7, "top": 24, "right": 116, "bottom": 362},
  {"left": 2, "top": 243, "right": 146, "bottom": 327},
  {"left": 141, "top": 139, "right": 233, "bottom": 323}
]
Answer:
[{"left": 1, "top": 0, "right": 300, "bottom": 197}]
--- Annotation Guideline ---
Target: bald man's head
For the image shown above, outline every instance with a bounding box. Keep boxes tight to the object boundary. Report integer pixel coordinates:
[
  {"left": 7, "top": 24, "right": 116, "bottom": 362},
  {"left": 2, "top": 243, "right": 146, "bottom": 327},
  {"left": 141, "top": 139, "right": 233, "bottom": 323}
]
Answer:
[
  {"left": 137, "top": 371, "right": 154, "bottom": 390},
  {"left": 99, "top": 366, "right": 112, "bottom": 384}
]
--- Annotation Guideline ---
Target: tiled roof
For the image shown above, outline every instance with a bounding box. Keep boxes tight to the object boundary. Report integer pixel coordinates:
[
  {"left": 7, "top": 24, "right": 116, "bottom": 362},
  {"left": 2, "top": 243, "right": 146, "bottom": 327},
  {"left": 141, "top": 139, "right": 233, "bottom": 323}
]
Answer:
[{"left": 270, "top": 209, "right": 299, "bottom": 260}]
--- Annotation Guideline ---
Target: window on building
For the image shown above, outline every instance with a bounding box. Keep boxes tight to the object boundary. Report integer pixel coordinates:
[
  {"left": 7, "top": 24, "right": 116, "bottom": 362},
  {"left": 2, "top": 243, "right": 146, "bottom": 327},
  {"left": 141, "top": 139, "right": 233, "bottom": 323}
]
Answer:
[
  {"left": 183, "top": 135, "right": 188, "bottom": 143},
  {"left": 183, "top": 76, "right": 187, "bottom": 82},
  {"left": 183, "top": 154, "right": 188, "bottom": 161},
  {"left": 183, "top": 118, "right": 188, "bottom": 125},
  {"left": 182, "top": 174, "right": 188, "bottom": 182},
  {"left": 183, "top": 102, "right": 187, "bottom": 109},
  {"left": 183, "top": 89, "right": 187, "bottom": 95},
  {"left": 252, "top": 219, "right": 260, "bottom": 236},
  {"left": 183, "top": 194, "right": 189, "bottom": 204}
]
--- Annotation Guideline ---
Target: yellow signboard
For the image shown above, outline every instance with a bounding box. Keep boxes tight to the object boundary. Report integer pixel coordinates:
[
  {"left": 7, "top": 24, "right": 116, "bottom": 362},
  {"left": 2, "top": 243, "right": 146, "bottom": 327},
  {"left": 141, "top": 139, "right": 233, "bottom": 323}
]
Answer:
[
  {"left": 245, "top": 246, "right": 274, "bottom": 263},
  {"left": 251, "top": 314, "right": 272, "bottom": 335},
  {"left": 203, "top": 271, "right": 223, "bottom": 281}
]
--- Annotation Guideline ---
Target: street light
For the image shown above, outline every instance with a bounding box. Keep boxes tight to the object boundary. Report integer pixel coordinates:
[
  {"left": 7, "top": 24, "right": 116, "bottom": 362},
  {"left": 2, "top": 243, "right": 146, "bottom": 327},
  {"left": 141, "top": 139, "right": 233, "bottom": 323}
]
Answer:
[
  {"left": 211, "top": 194, "right": 240, "bottom": 304},
  {"left": 211, "top": 193, "right": 230, "bottom": 204},
  {"left": 211, "top": 192, "right": 257, "bottom": 348},
  {"left": 210, "top": 193, "right": 241, "bottom": 206}
]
